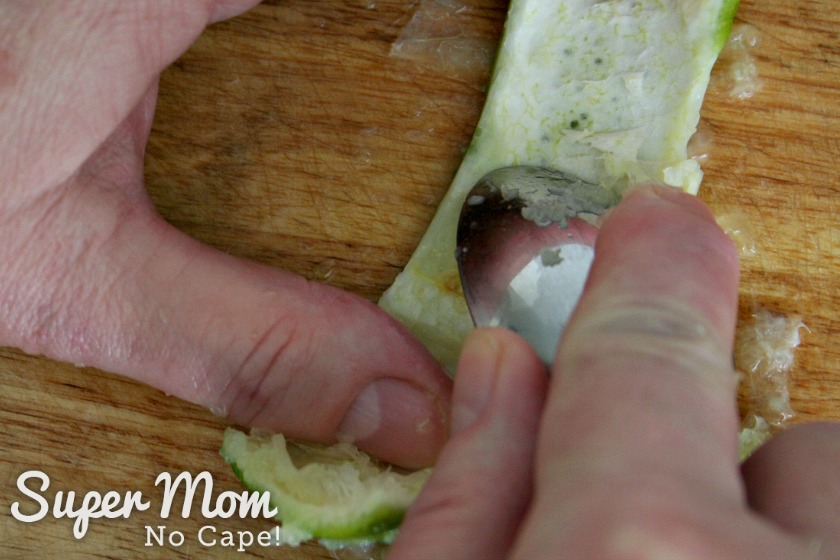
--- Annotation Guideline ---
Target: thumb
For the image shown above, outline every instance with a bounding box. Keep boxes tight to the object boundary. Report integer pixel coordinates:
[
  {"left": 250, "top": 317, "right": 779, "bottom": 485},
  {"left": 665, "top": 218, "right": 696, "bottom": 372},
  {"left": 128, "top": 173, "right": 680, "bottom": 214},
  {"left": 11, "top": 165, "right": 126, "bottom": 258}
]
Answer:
[
  {"left": 2, "top": 187, "right": 452, "bottom": 468},
  {"left": 133, "top": 222, "right": 454, "bottom": 470},
  {"left": 388, "top": 328, "right": 548, "bottom": 559},
  {"left": 0, "top": 102, "right": 451, "bottom": 471}
]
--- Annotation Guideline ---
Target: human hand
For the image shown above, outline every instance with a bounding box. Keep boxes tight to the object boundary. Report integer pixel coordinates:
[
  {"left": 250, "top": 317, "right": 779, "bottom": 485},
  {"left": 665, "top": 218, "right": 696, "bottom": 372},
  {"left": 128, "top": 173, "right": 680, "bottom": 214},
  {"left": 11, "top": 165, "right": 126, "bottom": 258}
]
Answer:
[
  {"left": 0, "top": 1, "right": 451, "bottom": 469},
  {"left": 390, "top": 185, "right": 840, "bottom": 558}
]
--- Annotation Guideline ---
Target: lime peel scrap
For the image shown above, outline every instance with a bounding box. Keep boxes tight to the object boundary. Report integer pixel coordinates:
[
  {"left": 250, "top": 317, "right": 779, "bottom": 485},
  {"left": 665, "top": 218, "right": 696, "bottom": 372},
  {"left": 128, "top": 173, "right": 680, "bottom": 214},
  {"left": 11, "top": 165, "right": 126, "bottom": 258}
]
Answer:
[{"left": 220, "top": 428, "right": 430, "bottom": 547}]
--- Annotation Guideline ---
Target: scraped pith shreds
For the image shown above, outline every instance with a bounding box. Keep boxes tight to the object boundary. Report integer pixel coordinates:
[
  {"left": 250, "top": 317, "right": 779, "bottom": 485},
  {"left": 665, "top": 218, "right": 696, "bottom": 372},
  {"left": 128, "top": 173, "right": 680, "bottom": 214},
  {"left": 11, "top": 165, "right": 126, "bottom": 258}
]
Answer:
[{"left": 735, "top": 308, "right": 806, "bottom": 459}]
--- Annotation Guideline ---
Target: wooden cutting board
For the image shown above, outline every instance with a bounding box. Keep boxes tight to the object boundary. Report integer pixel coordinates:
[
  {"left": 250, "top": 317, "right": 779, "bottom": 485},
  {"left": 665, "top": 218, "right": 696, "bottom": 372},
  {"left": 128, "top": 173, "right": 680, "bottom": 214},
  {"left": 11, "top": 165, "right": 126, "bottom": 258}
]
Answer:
[{"left": 1, "top": 0, "right": 838, "bottom": 558}]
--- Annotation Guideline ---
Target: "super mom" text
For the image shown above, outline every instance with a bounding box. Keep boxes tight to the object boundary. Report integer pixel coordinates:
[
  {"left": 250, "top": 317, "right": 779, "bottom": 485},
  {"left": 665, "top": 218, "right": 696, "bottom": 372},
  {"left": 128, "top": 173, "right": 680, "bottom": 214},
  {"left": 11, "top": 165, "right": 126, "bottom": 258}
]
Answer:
[{"left": 10, "top": 470, "right": 277, "bottom": 538}]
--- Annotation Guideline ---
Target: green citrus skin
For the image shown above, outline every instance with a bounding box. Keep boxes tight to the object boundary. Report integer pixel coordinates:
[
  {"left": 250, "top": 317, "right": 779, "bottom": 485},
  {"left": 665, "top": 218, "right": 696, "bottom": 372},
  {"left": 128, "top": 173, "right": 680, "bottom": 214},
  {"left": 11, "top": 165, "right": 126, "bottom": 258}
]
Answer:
[
  {"left": 379, "top": 0, "right": 741, "bottom": 371},
  {"left": 220, "top": 428, "right": 429, "bottom": 547}
]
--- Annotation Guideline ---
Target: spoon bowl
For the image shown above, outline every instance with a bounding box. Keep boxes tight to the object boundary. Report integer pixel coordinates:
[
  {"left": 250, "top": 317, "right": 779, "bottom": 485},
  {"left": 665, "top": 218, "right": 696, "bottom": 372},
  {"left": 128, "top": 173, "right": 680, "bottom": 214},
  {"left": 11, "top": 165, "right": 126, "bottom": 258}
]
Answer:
[{"left": 456, "top": 165, "right": 620, "bottom": 364}]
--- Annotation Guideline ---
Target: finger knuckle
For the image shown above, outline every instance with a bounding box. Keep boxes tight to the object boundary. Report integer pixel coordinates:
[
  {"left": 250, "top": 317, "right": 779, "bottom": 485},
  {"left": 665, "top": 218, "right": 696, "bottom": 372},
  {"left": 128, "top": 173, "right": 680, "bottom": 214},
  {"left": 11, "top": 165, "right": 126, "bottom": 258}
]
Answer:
[{"left": 564, "top": 300, "right": 731, "bottom": 380}]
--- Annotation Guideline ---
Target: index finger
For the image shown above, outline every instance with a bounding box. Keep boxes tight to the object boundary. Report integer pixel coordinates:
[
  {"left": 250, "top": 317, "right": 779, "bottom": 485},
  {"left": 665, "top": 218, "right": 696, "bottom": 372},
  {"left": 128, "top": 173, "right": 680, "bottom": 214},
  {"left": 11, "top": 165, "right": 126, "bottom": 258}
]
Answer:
[{"left": 516, "top": 185, "right": 744, "bottom": 555}]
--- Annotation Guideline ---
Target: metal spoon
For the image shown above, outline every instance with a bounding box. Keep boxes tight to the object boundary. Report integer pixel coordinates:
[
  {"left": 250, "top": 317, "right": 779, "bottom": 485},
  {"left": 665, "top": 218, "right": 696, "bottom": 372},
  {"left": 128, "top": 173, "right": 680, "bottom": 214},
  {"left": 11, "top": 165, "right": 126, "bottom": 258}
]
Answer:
[{"left": 456, "top": 165, "right": 620, "bottom": 364}]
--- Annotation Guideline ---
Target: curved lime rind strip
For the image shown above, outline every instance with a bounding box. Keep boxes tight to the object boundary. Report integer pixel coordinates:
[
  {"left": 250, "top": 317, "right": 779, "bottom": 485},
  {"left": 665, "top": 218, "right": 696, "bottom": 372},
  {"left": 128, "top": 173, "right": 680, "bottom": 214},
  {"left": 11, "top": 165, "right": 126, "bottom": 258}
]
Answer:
[
  {"left": 220, "top": 429, "right": 429, "bottom": 546},
  {"left": 380, "top": 0, "right": 739, "bottom": 370}
]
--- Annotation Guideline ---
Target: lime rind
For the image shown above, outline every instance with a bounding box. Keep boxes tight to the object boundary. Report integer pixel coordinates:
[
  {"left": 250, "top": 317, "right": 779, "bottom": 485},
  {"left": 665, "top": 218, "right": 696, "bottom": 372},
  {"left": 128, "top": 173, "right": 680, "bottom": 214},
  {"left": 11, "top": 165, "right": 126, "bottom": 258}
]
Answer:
[
  {"left": 715, "top": 0, "right": 741, "bottom": 52},
  {"left": 220, "top": 428, "right": 429, "bottom": 546},
  {"left": 379, "top": 0, "right": 741, "bottom": 370}
]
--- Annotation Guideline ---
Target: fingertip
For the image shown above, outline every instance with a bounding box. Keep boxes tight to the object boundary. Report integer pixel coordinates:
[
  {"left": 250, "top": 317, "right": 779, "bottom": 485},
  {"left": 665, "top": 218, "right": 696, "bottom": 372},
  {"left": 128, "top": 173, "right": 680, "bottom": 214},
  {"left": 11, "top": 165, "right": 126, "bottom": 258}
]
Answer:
[
  {"left": 388, "top": 329, "right": 547, "bottom": 559},
  {"left": 453, "top": 328, "right": 547, "bottom": 434},
  {"left": 624, "top": 183, "right": 719, "bottom": 222},
  {"left": 208, "top": 0, "right": 263, "bottom": 23},
  {"left": 586, "top": 182, "right": 740, "bottom": 339},
  {"left": 742, "top": 421, "right": 840, "bottom": 539},
  {"left": 617, "top": 183, "right": 739, "bottom": 271},
  {"left": 452, "top": 328, "right": 503, "bottom": 433},
  {"left": 346, "top": 328, "right": 546, "bottom": 469},
  {"left": 339, "top": 378, "right": 450, "bottom": 469}
]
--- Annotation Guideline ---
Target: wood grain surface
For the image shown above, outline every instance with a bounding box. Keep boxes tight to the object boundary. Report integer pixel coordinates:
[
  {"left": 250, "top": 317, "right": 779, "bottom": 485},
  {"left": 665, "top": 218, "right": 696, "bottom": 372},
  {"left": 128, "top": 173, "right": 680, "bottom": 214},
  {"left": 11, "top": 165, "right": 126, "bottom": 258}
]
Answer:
[{"left": 1, "top": 0, "right": 838, "bottom": 558}]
